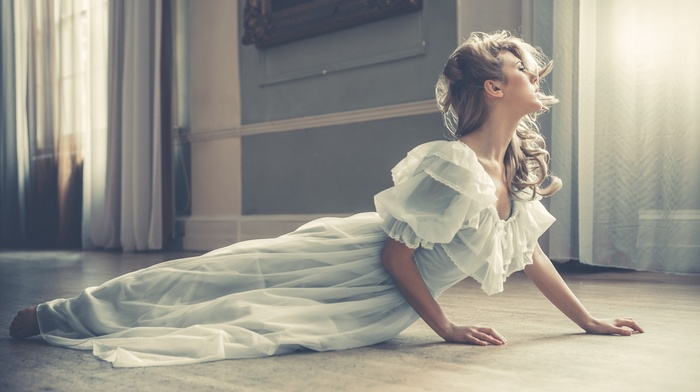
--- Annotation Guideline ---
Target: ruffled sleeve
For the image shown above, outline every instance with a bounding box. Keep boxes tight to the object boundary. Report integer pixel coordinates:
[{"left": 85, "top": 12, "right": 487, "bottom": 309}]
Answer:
[
  {"left": 444, "top": 194, "right": 556, "bottom": 295},
  {"left": 373, "top": 141, "right": 497, "bottom": 249}
]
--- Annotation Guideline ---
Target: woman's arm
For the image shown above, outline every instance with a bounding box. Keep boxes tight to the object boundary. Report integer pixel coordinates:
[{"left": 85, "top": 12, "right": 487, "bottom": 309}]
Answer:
[
  {"left": 524, "top": 243, "right": 644, "bottom": 335},
  {"left": 382, "top": 238, "right": 506, "bottom": 345}
]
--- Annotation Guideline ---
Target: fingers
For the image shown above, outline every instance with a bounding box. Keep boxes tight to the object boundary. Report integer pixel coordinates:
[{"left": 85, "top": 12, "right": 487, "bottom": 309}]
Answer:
[
  {"left": 471, "top": 327, "right": 506, "bottom": 346},
  {"left": 590, "top": 317, "right": 644, "bottom": 336},
  {"left": 474, "top": 332, "right": 504, "bottom": 345},
  {"left": 447, "top": 325, "right": 507, "bottom": 346},
  {"left": 468, "top": 336, "right": 489, "bottom": 346},
  {"left": 481, "top": 327, "right": 508, "bottom": 345},
  {"left": 614, "top": 317, "right": 644, "bottom": 334},
  {"left": 613, "top": 326, "right": 632, "bottom": 336}
]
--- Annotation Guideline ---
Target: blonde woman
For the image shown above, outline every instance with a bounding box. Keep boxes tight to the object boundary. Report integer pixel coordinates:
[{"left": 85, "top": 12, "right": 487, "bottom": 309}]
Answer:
[{"left": 10, "top": 31, "right": 642, "bottom": 367}]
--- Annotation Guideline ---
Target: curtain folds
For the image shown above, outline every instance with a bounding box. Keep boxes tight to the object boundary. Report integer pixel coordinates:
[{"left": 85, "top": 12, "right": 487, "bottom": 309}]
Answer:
[
  {"left": 0, "top": 1, "right": 22, "bottom": 246},
  {"left": 547, "top": 0, "right": 700, "bottom": 273},
  {"left": 1, "top": 0, "right": 63, "bottom": 248},
  {"left": 83, "top": 0, "right": 173, "bottom": 251},
  {"left": 1, "top": 0, "right": 174, "bottom": 251}
]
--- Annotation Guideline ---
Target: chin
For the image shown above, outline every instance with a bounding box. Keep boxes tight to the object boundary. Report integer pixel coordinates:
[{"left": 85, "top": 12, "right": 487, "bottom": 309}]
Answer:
[{"left": 530, "top": 100, "right": 544, "bottom": 113}]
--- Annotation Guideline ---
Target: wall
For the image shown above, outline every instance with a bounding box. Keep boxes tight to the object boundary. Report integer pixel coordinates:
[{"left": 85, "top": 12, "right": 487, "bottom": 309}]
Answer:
[
  {"left": 179, "top": 0, "right": 528, "bottom": 250},
  {"left": 457, "top": 0, "right": 523, "bottom": 40},
  {"left": 179, "top": 0, "right": 242, "bottom": 250},
  {"left": 238, "top": 1, "right": 458, "bottom": 216}
]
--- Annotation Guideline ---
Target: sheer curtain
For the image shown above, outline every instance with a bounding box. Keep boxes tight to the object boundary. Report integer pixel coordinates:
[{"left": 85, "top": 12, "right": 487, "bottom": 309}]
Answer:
[
  {"left": 547, "top": 0, "right": 700, "bottom": 273},
  {"left": 1, "top": 0, "right": 173, "bottom": 251},
  {"left": 55, "top": 0, "right": 108, "bottom": 247},
  {"left": 1, "top": 1, "right": 22, "bottom": 246},
  {"left": 83, "top": 0, "right": 172, "bottom": 251},
  {"left": 1, "top": 0, "right": 97, "bottom": 248}
]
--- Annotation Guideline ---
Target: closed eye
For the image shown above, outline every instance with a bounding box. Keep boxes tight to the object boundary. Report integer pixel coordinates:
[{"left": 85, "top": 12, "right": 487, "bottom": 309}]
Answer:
[{"left": 517, "top": 61, "right": 527, "bottom": 72}]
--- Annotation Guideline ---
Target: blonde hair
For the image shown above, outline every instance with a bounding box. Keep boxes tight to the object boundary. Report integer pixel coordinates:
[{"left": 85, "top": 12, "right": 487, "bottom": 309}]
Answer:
[{"left": 435, "top": 31, "right": 562, "bottom": 198}]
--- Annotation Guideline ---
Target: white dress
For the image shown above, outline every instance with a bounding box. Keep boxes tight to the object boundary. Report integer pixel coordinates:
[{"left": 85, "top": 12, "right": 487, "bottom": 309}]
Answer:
[{"left": 36, "top": 140, "right": 555, "bottom": 367}]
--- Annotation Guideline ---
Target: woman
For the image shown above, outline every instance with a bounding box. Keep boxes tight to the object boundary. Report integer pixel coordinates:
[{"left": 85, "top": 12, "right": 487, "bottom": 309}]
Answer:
[{"left": 10, "top": 31, "right": 643, "bottom": 367}]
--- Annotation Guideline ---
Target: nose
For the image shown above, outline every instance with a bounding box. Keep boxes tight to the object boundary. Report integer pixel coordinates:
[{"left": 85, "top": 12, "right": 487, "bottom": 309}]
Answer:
[{"left": 529, "top": 70, "right": 539, "bottom": 84}]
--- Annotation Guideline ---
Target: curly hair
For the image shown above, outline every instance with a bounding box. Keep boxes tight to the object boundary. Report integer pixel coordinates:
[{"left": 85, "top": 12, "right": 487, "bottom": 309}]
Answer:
[{"left": 435, "top": 31, "right": 562, "bottom": 198}]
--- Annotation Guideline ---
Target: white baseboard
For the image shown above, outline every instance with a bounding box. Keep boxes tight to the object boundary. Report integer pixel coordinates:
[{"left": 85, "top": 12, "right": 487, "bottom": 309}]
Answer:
[{"left": 176, "top": 214, "right": 349, "bottom": 251}]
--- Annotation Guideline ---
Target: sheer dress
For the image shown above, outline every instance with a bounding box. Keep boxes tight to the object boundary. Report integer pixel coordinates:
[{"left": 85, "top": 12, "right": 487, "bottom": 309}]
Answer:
[{"left": 37, "top": 140, "right": 555, "bottom": 367}]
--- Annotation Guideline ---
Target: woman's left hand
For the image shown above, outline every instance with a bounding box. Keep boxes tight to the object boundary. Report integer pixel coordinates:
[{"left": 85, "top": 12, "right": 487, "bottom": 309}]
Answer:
[{"left": 583, "top": 317, "right": 644, "bottom": 336}]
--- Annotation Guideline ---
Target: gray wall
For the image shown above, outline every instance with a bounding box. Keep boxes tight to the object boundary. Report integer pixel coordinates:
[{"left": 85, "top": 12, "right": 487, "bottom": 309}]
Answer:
[
  {"left": 242, "top": 113, "right": 444, "bottom": 214},
  {"left": 238, "top": 1, "right": 456, "bottom": 122},
  {"left": 238, "top": 1, "right": 458, "bottom": 215},
  {"left": 179, "top": 0, "right": 529, "bottom": 248}
]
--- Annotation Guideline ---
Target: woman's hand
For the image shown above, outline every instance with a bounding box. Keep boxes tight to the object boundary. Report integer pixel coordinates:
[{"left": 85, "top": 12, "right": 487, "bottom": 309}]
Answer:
[
  {"left": 525, "top": 245, "right": 645, "bottom": 338},
  {"left": 441, "top": 324, "right": 507, "bottom": 346},
  {"left": 583, "top": 317, "right": 644, "bottom": 336}
]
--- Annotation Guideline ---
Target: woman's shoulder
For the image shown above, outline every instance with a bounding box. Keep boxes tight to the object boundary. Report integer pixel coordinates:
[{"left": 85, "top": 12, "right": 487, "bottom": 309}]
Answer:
[{"left": 391, "top": 140, "right": 486, "bottom": 185}]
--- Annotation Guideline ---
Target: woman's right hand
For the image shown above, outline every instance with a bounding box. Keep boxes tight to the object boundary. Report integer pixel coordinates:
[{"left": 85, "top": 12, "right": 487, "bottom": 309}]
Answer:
[
  {"left": 381, "top": 239, "right": 507, "bottom": 347},
  {"left": 441, "top": 324, "right": 507, "bottom": 346}
]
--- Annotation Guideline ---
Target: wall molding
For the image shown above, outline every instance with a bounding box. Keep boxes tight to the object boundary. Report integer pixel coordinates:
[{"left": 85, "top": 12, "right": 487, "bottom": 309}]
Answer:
[
  {"left": 180, "top": 99, "right": 439, "bottom": 144},
  {"left": 258, "top": 7, "right": 426, "bottom": 86},
  {"left": 176, "top": 99, "right": 440, "bottom": 250},
  {"left": 260, "top": 42, "right": 426, "bottom": 86}
]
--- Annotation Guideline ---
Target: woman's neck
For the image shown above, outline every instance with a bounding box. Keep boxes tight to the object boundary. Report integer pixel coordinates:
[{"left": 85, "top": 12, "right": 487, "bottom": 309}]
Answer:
[{"left": 459, "top": 115, "right": 519, "bottom": 164}]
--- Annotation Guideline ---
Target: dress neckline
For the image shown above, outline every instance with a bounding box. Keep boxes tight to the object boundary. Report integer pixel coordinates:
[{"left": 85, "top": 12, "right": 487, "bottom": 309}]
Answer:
[{"left": 453, "top": 140, "right": 515, "bottom": 223}]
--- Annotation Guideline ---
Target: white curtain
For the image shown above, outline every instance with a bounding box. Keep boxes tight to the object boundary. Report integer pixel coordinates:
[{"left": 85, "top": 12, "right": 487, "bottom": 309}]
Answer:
[
  {"left": 83, "top": 0, "right": 165, "bottom": 251},
  {"left": 1, "top": 0, "right": 101, "bottom": 247},
  {"left": 548, "top": 0, "right": 700, "bottom": 273},
  {"left": 2, "top": 0, "right": 169, "bottom": 250},
  {"left": 12, "top": 0, "right": 30, "bottom": 238},
  {"left": 55, "top": 0, "right": 108, "bottom": 245},
  {"left": 80, "top": 0, "right": 112, "bottom": 248}
]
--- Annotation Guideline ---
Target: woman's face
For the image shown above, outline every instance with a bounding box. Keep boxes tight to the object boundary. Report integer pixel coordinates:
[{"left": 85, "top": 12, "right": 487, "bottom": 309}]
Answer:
[{"left": 498, "top": 50, "right": 542, "bottom": 114}]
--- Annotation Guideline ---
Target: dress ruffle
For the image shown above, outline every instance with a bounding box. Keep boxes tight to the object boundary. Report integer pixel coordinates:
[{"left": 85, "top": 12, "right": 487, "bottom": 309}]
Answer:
[
  {"left": 442, "top": 199, "right": 555, "bottom": 295},
  {"left": 374, "top": 141, "right": 497, "bottom": 249},
  {"left": 375, "top": 140, "right": 555, "bottom": 295},
  {"left": 390, "top": 141, "right": 498, "bottom": 200}
]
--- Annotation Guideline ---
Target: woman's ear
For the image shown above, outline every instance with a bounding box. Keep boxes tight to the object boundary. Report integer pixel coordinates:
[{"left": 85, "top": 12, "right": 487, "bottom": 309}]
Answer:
[{"left": 483, "top": 80, "right": 503, "bottom": 98}]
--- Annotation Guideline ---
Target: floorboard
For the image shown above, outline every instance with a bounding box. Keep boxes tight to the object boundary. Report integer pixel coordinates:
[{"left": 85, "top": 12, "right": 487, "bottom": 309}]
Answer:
[{"left": 1, "top": 250, "right": 698, "bottom": 392}]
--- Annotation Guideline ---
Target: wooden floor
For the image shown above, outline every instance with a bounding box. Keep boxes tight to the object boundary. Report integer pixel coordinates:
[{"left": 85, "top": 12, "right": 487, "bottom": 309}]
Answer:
[{"left": 1, "top": 250, "right": 699, "bottom": 392}]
